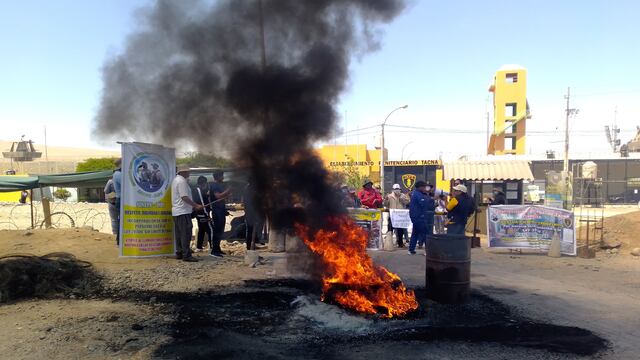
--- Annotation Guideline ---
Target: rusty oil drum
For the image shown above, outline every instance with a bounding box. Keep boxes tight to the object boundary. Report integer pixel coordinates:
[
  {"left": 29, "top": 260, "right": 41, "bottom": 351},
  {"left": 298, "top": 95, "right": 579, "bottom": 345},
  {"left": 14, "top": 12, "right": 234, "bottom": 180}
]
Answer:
[{"left": 425, "top": 234, "right": 471, "bottom": 304}]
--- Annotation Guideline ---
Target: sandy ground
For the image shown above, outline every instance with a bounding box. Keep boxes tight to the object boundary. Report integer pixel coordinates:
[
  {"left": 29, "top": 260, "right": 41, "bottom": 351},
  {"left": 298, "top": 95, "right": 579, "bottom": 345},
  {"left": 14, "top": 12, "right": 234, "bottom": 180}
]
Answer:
[
  {"left": 0, "top": 210, "right": 638, "bottom": 359},
  {"left": 0, "top": 228, "right": 275, "bottom": 359}
]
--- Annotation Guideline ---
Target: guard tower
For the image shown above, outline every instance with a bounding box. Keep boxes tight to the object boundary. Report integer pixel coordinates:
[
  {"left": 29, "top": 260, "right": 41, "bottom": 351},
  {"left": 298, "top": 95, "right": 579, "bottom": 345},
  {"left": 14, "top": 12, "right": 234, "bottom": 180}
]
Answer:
[
  {"left": 488, "top": 65, "right": 531, "bottom": 155},
  {"left": 2, "top": 136, "right": 42, "bottom": 162}
]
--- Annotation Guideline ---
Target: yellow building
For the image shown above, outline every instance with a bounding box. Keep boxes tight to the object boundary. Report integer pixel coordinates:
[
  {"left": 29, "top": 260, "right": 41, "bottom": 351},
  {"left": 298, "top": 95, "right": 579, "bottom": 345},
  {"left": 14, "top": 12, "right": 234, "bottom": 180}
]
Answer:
[
  {"left": 317, "top": 144, "right": 448, "bottom": 193},
  {"left": 488, "top": 65, "right": 531, "bottom": 155},
  {"left": 317, "top": 144, "right": 385, "bottom": 183}
]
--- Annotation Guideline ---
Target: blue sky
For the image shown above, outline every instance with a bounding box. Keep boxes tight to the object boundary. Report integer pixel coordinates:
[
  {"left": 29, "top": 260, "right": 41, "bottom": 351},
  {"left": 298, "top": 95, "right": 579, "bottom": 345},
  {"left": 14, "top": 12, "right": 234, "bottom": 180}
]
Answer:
[{"left": 1, "top": 0, "right": 639, "bottom": 159}]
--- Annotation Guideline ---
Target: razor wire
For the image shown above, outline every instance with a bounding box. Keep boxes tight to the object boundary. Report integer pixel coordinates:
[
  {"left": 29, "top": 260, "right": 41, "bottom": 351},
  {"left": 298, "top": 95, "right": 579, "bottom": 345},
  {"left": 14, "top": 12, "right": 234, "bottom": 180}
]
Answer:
[{"left": 0, "top": 202, "right": 109, "bottom": 232}]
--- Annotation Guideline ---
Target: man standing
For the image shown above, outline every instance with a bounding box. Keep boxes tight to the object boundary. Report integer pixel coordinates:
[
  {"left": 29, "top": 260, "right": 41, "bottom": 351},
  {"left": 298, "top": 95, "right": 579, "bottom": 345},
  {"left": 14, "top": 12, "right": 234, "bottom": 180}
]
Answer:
[
  {"left": 209, "top": 170, "right": 231, "bottom": 258},
  {"left": 112, "top": 158, "right": 122, "bottom": 245},
  {"left": 171, "top": 164, "right": 202, "bottom": 262},
  {"left": 243, "top": 182, "right": 266, "bottom": 250},
  {"left": 358, "top": 180, "right": 382, "bottom": 209},
  {"left": 408, "top": 180, "right": 435, "bottom": 255},
  {"left": 434, "top": 192, "right": 448, "bottom": 234},
  {"left": 418, "top": 183, "right": 436, "bottom": 249},
  {"left": 193, "top": 176, "right": 212, "bottom": 252},
  {"left": 489, "top": 188, "right": 507, "bottom": 205},
  {"left": 384, "top": 183, "right": 409, "bottom": 248},
  {"left": 103, "top": 178, "right": 118, "bottom": 235},
  {"left": 446, "top": 184, "right": 475, "bottom": 235}
]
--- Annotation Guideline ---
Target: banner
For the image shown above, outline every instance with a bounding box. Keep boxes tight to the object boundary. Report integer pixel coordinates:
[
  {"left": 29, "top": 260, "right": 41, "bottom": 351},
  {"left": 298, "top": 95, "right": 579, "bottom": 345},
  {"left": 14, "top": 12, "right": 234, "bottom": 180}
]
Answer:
[
  {"left": 348, "top": 208, "right": 382, "bottom": 250},
  {"left": 487, "top": 205, "right": 576, "bottom": 255},
  {"left": 545, "top": 171, "right": 573, "bottom": 209},
  {"left": 389, "top": 209, "right": 411, "bottom": 229},
  {"left": 120, "top": 142, "right": 176, "bottom": 257}
]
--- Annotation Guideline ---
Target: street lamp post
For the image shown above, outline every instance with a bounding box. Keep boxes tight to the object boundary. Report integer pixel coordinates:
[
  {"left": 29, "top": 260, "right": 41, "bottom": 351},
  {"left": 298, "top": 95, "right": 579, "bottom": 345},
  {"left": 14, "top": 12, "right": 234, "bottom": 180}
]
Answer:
[
  {"left": 401, "top": 141, "right": 414, "bottom": 160},
  {"left": 380, "top": 105, "right": 408, "bottom": 195}
]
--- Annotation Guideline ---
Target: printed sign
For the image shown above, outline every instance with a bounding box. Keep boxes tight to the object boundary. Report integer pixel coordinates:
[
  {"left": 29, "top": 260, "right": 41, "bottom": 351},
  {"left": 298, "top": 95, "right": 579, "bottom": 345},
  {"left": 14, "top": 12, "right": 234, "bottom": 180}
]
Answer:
[
  {"left": 384, "top": 160, "right": 441, "bottom": 166},
  {"left": 349, "top": 208, "right": 382, "bottom": 250},
  {"left": 389, "top": 209, "right": 411, "bottom": 229},
  {"left": 487, "top": 205, "right": 576, "bottom": 255},
  {"left": 120, "top": 142, "right": 176, "bottom": 257}
]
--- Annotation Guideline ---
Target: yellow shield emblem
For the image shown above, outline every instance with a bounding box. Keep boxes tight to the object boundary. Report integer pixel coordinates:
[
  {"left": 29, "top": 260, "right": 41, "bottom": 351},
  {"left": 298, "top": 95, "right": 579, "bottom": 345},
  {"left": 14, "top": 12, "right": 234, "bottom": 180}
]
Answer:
[{"left": 402, "top": 174, "right": 417, "bottom": 190}]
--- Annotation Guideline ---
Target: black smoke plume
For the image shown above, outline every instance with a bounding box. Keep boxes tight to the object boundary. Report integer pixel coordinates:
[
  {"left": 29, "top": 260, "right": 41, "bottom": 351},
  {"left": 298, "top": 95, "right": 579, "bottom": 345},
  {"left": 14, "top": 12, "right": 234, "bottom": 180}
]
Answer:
[{"left": 94, "top": 0, "right": 405, "bottom": 230}]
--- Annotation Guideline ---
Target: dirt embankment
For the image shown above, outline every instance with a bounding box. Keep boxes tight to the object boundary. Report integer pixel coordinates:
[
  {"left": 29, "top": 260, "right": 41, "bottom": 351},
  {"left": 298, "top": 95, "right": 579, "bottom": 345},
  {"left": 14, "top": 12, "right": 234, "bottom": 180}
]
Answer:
[{"left": 602, "top": 210, "right": 640, "bottom": 249}]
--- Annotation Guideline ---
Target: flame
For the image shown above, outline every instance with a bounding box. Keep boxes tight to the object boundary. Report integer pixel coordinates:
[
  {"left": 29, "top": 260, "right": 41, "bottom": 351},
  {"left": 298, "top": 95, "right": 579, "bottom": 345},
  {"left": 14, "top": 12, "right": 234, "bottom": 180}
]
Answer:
[{"left": 295, "top": 215, "right": 419, "bottom": 318}]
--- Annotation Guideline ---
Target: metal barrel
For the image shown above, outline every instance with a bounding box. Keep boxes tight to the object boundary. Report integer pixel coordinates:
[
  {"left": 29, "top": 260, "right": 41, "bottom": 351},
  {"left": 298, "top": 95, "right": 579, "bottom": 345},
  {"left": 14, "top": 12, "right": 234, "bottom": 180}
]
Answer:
[{"left": 425, "top": 234, "right": 471, "bottom": 304}]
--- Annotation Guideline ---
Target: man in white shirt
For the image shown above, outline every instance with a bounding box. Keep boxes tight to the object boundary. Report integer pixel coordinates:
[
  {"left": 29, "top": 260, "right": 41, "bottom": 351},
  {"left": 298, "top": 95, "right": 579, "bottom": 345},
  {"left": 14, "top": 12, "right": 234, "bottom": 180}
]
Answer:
[{"left": 172, "top": 164, "right": 203, "bottom": 262}]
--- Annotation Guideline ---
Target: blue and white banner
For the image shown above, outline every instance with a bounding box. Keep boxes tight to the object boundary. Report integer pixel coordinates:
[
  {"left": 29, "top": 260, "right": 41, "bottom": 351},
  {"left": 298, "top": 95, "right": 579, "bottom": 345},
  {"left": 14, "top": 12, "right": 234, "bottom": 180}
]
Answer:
[
  {"left": 120, "top": 142, "right": 176, "bottom": 257},
  {"left": 487, "top": 205, "right": 576, "bottom": 255}
]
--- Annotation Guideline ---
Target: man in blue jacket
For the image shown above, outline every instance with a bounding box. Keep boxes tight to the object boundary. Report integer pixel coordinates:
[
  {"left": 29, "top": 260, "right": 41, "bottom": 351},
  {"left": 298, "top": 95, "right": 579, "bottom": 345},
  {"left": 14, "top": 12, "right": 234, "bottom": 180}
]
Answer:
[{"left": 408, "top": 180, "right": 435, "bottom": 255}]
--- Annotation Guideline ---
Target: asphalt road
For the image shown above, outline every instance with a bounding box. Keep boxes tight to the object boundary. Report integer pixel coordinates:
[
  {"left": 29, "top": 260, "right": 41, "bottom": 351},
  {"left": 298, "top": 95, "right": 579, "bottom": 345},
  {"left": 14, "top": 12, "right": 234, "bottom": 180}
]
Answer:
[{"left": 370, "top": 247, "right": 640, "bottom": 359}]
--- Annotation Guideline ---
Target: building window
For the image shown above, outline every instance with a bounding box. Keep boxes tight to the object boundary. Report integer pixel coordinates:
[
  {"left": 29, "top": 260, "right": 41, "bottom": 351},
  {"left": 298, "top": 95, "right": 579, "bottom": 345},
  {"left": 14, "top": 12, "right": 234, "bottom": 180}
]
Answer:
[
  {"left": 505, "top": 103, "right": 517, "bottom": 117},
  {"left": 506, "top": 73, "right": 518, "bottom": 83},
  {"left": 505, "top": 137, "right": 516, "bottom": 150},
  {"left": 505, "top": 121, "right": 517, "bottom": 134}
]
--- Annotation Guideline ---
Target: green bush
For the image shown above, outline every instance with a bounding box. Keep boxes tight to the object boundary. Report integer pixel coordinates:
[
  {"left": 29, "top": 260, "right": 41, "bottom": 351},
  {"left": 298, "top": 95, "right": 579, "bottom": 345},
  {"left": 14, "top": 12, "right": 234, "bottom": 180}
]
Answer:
[
  {"left": 176, "top": 152, "right": 232, "bottom": 168},
  {"left": 76, "top": 158, "right": 117, "bottom": 173},
  {"left": 53, "top": 188, "right": 72, "bottom": 202}
]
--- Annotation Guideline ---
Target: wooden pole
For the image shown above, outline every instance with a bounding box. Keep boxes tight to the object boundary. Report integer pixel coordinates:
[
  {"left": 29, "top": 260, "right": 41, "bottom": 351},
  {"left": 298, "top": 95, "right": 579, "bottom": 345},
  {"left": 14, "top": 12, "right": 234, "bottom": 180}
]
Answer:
[
  {"left": 30, "top": 189, "right": 34, "bottom": 229},
  {"left": 42, "top": 192, "right": 52, "bottom": 228}
]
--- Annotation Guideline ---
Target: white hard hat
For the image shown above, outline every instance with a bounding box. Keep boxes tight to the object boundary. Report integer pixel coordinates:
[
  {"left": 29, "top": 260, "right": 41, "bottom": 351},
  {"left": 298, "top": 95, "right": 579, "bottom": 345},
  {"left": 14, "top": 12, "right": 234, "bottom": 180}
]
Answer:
[
  {"left": 392, "top": 184, "right": 401, "bottom": 190},
  {"left": 452, "top": 184, "right": 467, "bottom": 193}
]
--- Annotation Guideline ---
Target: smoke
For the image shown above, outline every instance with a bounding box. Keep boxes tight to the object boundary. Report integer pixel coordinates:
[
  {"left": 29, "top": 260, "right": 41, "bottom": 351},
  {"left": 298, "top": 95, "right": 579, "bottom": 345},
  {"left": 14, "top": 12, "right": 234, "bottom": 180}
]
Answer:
[{"left": 94, "top": 0, "right": 405, "bottom": 230}]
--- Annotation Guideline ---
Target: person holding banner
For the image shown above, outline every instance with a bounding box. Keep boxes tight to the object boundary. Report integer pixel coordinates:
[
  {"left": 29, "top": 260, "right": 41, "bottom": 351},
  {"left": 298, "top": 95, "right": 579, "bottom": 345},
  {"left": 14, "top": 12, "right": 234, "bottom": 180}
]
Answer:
[
  {"left": 172, "top": 164, "right": 203, "bottom": 262},
  {"left": 384, "top": 183, "right": 409, "bottom": 247},
  {"left": 408, "top": 180, "right": 435, "bottom": 255}
]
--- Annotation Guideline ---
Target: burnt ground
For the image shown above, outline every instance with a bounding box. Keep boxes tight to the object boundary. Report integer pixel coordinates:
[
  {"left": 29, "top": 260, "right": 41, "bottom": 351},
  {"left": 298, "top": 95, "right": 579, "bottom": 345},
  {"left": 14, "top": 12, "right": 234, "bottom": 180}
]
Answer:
[{"left": 95, "top": 279, "right": 608, "bottom": 360}]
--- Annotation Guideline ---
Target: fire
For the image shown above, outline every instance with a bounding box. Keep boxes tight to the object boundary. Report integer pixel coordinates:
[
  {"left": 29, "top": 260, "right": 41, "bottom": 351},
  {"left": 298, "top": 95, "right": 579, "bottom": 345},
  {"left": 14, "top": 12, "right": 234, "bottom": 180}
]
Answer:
[{"left": 295, "top": 216, "right": 419, "bottom": 318}]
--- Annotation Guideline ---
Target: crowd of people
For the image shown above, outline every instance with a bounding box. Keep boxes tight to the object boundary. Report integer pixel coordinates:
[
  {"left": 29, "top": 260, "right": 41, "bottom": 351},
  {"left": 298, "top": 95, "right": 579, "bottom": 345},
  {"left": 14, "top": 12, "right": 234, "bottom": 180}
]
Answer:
[
  {"left": 104, "top": 158, "right": 480, "bottom": 261},
  {"left": 171, "top": 166, "right": 231, "bottom": 262},
  {"left": 341, "top": 178, "right": 476, "bottom": 255},
  {"left": 105, "top": 160, "right": 235, "bottom": 263}
]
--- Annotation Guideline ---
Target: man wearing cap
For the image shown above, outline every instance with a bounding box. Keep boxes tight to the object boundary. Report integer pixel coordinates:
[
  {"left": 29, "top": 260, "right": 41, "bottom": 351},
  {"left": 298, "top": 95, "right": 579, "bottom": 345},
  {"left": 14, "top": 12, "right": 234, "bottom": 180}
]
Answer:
[
  {"left": 446, "top": 183, "right": 475, "bottom": 235},
  {"left": 358, "top": 180, "right": 382, "bottom": 209},
  {"left": 171, "top": 164, "right": 203, "bottom": 262},
  {"left": 488, "top": 188, "right": 507, "bottom": 205},
  {"left": 384, "top": 183, "right": 410, "bottom": 247},
  {"left": 408, "top": 180, "right": 435, "bottom": 255}
]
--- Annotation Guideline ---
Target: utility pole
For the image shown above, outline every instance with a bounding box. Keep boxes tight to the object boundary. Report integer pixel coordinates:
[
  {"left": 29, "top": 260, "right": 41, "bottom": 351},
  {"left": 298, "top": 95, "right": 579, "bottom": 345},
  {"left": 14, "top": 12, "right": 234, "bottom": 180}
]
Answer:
[
  {"left": 612, "top": 106, "right": 619, "bottom": 152},
  {"left": 563, "top": 87, "right": 579, "bottom": 209},
  {"left": 563, "top": 87, "right": 570, "bottom": 174},
  {"left": 44, "top": 125, "right": 49, "bottom": 172}
]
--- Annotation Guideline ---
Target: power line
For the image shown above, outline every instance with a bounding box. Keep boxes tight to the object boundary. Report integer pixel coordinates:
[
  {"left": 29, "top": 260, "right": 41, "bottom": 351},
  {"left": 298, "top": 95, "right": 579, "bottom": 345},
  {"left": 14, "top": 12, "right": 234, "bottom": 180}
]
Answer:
[{"left": 571, "top": 89, "right": 640, "bottom": 97}]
